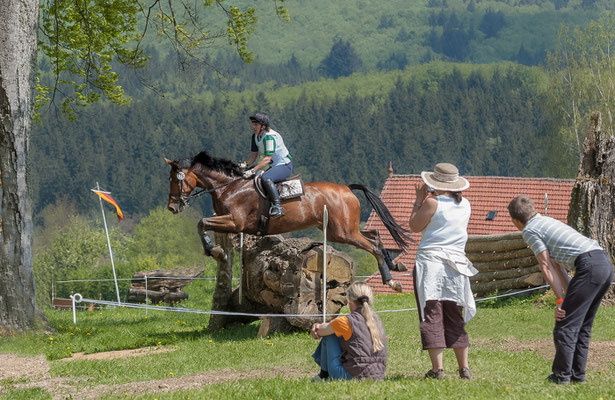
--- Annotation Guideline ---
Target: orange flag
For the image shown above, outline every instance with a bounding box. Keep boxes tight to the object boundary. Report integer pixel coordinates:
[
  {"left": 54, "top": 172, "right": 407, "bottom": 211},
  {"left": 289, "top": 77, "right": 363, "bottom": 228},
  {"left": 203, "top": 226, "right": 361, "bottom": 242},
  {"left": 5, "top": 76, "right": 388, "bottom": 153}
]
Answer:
[{"left": 91, "top": 189, "right": 124, "bottom": 221}]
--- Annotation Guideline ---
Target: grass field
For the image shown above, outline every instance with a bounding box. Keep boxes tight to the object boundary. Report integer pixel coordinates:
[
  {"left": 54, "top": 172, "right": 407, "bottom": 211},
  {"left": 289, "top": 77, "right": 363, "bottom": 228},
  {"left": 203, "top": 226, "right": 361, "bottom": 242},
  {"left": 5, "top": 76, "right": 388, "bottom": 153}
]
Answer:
[{"left": 1, "top": 281, "right": 614, "bottom": 399}]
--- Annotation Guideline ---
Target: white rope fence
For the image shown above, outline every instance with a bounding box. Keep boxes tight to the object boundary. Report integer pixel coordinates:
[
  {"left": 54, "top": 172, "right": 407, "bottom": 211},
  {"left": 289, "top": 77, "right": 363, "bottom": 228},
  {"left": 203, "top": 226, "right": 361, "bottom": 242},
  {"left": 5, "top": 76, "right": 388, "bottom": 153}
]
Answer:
[{"left": 66, "top": 283, "right": 558, "bottom": 325}]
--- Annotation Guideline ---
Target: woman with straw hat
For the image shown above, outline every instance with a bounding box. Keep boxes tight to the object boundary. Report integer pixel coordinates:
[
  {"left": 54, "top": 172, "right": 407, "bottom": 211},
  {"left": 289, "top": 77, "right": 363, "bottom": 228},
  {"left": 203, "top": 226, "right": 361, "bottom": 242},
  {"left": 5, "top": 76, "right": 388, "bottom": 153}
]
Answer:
[{"left": 409, "top": 162, "right": 477, "bottom": 380}]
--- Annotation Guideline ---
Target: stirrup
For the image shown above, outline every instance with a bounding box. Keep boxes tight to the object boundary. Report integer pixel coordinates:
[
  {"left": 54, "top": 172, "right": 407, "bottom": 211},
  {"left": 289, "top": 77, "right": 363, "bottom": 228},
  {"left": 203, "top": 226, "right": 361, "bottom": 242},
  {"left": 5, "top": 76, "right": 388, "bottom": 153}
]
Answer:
[{"left": 269, "top": 205, "right": 285, "bottom": 219}]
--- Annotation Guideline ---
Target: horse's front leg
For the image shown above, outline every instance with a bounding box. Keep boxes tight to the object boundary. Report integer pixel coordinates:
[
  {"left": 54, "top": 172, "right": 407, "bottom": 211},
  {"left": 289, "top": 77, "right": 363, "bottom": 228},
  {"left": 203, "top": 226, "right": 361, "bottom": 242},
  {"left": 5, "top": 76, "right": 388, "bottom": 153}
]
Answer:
[{"left": 197, "top": 215, "right": 240, "bottom": 262}]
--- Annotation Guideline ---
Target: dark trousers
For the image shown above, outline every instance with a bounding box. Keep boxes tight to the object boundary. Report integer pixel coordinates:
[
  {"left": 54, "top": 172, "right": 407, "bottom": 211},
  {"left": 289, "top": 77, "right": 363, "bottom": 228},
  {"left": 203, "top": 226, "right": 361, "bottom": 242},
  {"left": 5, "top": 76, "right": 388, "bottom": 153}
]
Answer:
[{"left": 552, "top": 250, "right": 614, "bottom": 382}]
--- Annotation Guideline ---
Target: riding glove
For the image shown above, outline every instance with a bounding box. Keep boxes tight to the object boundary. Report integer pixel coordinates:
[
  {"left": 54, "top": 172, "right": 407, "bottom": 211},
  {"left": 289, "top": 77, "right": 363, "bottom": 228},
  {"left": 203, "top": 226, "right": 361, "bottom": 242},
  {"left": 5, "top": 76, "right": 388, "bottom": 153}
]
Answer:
[{"left": 242, "top": 169, "right": 256, "bottom": 179}]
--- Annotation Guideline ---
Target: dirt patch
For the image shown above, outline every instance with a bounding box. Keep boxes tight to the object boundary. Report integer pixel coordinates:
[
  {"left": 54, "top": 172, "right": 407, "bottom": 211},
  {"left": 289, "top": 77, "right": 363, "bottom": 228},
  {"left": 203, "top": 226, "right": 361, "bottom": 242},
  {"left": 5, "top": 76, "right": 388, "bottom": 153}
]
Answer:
[
  {"left": 77, "top": 367, "right": 305, "bottom": 399},
  {"left": 473, "top": 338, "right": 615, "bottom": 371},
  {"left": 58, "top": 346, "right": 175, "bottom": 362},
  {"left": 0, "top": 352, "right": 305, "bottom": 400},
  {"left": 0, "top": 354, "right": 50, "bottom": 382}
]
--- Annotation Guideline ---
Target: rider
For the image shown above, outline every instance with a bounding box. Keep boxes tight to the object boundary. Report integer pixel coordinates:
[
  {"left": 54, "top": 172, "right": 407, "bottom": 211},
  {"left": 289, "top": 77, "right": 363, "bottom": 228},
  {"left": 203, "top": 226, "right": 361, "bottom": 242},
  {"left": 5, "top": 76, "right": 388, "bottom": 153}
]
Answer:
[{"left": 241, "top": 112, "right": 293, "bottom": 218}]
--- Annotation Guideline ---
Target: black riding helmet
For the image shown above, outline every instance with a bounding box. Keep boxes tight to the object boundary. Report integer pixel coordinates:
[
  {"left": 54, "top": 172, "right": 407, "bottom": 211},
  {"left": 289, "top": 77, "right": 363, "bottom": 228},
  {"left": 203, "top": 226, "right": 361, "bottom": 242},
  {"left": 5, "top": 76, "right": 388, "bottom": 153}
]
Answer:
[{"left": 249, "top": 112, "right": 270, "bottom": 127}]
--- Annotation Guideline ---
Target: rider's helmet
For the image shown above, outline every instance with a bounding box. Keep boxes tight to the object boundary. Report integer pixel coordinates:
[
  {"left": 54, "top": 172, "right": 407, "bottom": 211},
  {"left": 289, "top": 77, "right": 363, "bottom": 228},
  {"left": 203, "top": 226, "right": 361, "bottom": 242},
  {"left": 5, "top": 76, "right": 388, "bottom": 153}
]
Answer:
[{"left": 249, "top": 112, "right": 270, "bottom": 127}]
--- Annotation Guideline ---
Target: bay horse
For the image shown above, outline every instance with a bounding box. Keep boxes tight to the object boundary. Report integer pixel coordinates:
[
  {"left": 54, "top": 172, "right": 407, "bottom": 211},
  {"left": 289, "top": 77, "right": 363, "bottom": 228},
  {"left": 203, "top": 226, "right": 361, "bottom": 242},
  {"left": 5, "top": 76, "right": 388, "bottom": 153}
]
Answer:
[{"left": 165, "top": 151, "right": 411, "bottom": 291}]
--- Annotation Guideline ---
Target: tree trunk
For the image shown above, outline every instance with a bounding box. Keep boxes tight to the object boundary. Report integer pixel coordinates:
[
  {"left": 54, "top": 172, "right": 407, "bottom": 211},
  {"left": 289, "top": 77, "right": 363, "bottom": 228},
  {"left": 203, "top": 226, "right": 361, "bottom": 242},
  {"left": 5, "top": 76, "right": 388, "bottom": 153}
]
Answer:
[
  {"left": 0, "top": 0, "right": 40, "bottom": 334},
  {"left": 568, "top": 112, "right": 615, "bottom": 262},
  {"left": 567, "top": 112, "right": 615, "bottom": 302}
]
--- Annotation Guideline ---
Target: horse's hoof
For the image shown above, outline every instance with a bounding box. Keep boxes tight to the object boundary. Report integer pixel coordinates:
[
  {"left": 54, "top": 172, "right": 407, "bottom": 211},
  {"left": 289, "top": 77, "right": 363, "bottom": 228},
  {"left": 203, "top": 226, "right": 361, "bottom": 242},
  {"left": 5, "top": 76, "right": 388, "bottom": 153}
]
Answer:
[
  {"left": 387, "top": 280, "right": 403, "bottom": 293},
  {"left": 393, "top": 262, "right": 408, "bottom": 272},
  {"left": 209, "top": 245, "right": 227, "bottom": 262}
]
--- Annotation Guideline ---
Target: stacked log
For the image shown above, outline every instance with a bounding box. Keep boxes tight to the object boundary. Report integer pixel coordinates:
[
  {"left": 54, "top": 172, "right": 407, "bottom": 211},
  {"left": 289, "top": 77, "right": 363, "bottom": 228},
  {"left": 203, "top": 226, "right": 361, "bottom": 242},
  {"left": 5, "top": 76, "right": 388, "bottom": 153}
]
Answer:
[
  {"left": 466, "top": 232, "right": 543, "bottom": 295},
  {"left": 236, "top": 235, "right": 354, "bottom": 331},
  {"left": 127, "top": 265, "right": 203, "bottom": 304}
]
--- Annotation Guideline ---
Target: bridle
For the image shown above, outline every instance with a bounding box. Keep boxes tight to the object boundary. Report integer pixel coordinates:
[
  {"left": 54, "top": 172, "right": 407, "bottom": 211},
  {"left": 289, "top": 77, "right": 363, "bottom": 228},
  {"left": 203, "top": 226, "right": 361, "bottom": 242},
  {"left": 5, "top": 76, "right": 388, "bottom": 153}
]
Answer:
[{"left": 169, "top": 169, "right": 242, "bottom": 208}]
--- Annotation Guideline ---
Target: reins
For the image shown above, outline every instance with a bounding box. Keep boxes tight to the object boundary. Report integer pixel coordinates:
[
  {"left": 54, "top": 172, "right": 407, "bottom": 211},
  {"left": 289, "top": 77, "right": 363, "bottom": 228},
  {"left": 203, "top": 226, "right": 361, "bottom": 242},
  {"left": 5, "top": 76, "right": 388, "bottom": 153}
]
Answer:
[{"left": 169, "top": 171, "right": 243, "bottom": 207}]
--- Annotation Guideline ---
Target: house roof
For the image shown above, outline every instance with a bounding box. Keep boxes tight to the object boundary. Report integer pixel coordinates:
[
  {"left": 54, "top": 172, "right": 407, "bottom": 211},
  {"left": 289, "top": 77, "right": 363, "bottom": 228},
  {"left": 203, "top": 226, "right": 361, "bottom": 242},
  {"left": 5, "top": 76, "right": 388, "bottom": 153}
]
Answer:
[{"left": 364, "top": 174, "right": 575, "bottom": 294}]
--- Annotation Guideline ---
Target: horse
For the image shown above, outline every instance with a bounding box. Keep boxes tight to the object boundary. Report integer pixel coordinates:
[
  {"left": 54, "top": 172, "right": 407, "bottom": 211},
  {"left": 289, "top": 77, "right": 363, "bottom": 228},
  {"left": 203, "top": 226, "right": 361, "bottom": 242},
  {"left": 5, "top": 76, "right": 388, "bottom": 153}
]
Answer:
[{"left": 165, "top": 151, "right": 411, "bottom": 291}]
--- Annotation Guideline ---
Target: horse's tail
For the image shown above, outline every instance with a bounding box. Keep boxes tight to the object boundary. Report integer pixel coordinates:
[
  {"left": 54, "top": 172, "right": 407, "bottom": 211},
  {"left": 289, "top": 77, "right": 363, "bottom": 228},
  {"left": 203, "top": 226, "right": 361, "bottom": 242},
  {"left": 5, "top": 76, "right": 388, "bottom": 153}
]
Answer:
[{"left": 348, "top": 184, "right": 412, "bottom": 249}]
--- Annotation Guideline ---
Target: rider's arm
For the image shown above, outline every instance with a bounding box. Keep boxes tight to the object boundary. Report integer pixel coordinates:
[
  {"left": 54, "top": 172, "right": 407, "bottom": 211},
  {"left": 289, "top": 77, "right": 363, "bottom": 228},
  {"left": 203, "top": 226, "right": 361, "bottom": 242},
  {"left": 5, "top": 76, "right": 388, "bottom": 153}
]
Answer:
[
  {"left": 253, "top": 155, "right": 273, "bottom": 172},
  {"left": 245, "top": 152, "right": 258, "bottom": 166}
]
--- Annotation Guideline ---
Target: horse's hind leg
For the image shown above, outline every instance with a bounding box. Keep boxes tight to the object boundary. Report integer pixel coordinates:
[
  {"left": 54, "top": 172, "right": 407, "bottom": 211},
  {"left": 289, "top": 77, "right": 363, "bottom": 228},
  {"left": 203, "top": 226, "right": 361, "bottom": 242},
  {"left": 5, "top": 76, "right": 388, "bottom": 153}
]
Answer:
[
  {"left": 362, "top": 230, "right": 407, "bottom": 272},
  {"left": 328, "top": 228, "right": 403, "bottom": 292}
]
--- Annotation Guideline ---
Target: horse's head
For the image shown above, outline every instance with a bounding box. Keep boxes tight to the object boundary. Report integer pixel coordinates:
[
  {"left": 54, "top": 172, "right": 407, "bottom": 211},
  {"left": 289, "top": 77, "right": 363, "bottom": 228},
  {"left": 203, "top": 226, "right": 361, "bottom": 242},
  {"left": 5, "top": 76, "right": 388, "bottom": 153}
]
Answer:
[{"left": 165, "top": 157, "right": 198, "bottom": 214}]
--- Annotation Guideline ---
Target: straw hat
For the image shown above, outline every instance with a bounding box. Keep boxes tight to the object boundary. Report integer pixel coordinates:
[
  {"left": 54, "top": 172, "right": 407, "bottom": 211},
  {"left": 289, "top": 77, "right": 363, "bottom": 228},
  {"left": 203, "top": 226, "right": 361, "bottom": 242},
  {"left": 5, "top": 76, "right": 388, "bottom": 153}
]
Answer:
[{"left": 421, "top": 163, "right": 469, "bottom": 192}]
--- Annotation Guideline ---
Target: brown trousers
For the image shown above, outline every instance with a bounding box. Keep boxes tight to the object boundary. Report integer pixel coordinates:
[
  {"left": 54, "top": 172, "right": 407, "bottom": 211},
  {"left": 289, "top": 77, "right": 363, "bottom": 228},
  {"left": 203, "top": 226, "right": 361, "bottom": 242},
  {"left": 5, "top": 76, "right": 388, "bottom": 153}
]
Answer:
[{"left": 419, "top": 300, "right": 469, "bottom": 349}]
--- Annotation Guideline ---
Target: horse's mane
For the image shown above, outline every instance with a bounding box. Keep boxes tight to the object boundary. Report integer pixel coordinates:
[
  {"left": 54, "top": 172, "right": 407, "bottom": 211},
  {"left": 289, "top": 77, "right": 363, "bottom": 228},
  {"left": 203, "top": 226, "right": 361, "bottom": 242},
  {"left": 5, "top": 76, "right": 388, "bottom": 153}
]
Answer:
[{"left": 180, "top": 151, "right": 243, "bottom": 177}]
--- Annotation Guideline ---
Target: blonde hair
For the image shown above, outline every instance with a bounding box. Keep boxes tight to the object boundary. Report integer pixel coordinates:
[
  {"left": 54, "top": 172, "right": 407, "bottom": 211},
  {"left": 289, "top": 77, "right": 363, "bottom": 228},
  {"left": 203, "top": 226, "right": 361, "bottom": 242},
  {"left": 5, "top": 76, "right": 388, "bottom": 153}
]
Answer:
[{"left": 346, "top": 282, "right": 384, "bottom": 352}]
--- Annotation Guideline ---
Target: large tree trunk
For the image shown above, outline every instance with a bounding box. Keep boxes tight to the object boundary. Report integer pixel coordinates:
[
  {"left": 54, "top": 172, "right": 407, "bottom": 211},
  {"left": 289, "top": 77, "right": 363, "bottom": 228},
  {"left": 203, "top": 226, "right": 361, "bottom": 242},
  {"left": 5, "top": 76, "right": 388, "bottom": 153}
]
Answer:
[
  {"left": 567, "top": 112, "right": 615, "bottom": 301},
  {"left": 0, "top": 0, "right": 40, "bottom": 334},
  {"left": 568, "top": 112, "right": 615, "bottom": 261}
]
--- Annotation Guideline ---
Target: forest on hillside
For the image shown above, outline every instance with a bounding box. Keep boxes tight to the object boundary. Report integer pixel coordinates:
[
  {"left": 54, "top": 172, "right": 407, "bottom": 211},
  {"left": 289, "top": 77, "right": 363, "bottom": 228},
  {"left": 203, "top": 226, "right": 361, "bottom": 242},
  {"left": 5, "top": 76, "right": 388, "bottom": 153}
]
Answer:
[
  {"left": 31, "top": 0, "right": 612, "bottom": 224},
  {"left": 33, "top": 64, "right": 561, "bottom": 221}
]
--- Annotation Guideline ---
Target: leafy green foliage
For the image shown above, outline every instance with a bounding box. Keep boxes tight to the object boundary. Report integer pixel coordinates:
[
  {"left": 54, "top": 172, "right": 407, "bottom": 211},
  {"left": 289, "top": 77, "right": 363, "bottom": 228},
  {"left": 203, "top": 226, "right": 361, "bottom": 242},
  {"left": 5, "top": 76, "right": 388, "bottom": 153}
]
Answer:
[
  {"left": 38, "top": 0, "right": 144, "bottom": 119},
  {"left": 545, "top": 12, "right": 615, "bottom": 167},
  {"left": 33, "top": 215, "right": 129, "bottom": 307},
  {"left": 36, "top": 0, "right": 289, "bottom": 118},
  {"left": 126, "top": 206, "right": 211, "bottom": 271},
  {"left": 318, "top": 39, "right": 363, "bottom": 78},
  {"left": 32, "top": 201, "right": 218, "bottom": 308}
]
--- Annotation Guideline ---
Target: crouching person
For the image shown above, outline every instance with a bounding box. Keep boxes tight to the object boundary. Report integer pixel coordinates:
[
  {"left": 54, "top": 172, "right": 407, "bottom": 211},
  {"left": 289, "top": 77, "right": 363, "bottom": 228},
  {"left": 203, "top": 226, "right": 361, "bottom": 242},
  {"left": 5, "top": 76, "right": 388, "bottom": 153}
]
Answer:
[
  {"left": 508, "top": 195, "right": 614, "bottom": 384},
  {"left": 310, "top": 282, "right": 387, "bottom": 381}
]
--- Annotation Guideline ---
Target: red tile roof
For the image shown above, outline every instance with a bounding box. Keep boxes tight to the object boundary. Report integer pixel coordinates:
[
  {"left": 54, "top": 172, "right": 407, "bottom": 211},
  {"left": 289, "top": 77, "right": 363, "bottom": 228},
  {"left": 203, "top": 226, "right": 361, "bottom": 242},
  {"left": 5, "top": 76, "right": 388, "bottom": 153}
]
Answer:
[{"left": 364, "top": 174, "right": 575, "bottom": 294}]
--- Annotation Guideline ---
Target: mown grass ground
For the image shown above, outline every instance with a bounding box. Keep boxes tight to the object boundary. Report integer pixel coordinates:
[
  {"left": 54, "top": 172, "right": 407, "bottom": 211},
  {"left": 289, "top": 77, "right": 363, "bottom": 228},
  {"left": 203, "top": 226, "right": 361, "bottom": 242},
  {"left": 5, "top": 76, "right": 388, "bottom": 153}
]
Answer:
[{"left": 1, "top": 280, "right": 614, "bottom": 399}]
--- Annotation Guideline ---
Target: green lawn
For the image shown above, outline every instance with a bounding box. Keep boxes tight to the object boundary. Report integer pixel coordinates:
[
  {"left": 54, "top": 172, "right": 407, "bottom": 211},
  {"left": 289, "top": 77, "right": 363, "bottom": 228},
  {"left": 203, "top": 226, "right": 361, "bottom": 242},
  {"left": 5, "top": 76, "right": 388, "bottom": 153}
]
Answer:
[{"left": 1, "top": 281, "right": 614, "bottom": 399}]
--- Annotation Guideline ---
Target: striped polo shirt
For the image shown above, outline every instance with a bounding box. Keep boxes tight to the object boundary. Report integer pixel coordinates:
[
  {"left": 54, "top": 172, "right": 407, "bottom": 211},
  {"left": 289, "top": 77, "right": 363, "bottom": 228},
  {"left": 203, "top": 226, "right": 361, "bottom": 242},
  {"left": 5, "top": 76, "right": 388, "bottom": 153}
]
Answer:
[{"left": 522, "top": 213, "right": 602, "bottom": 268}]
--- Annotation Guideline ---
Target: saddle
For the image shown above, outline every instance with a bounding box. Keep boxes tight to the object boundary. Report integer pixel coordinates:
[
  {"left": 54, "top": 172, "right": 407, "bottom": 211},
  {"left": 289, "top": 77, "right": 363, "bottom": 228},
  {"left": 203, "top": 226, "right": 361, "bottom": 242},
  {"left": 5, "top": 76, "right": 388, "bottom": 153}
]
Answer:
[
  {"left": 254, "top": 174, "right": 305, "bottom": 201},
  {"left": 253, "top": 174, "right": 305, "bottom": 235}
]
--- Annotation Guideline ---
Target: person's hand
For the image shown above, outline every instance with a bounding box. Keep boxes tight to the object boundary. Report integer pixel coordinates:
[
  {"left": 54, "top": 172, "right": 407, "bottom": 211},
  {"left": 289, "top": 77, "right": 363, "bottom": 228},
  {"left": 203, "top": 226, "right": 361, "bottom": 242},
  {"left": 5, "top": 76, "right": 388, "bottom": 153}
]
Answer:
[
  {"left": 238, "top": 161, "right": 248, "bottom": 170},
  {"left": 242, "top": 169, "right": 256, "bottom": 179},
  {"left": 310, "top": 323, "right": 321, "bottom": 340},
  {"left": 555, "top": 304, "right": 566, "bottom": 321},
  {"left": 415, "top": 183, "right": 428, "bottom": 203}
]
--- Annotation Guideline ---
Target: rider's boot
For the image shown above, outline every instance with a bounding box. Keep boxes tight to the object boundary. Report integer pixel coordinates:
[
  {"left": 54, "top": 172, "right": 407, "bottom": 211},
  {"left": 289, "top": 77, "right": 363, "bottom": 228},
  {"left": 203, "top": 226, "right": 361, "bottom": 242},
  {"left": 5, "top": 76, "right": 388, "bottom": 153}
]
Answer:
[
  {"left": 201, "top": 232, "right": 227, "bottom": 262},
  {"left": 263, "top": 178, "right": 285, "bottom": 218}
]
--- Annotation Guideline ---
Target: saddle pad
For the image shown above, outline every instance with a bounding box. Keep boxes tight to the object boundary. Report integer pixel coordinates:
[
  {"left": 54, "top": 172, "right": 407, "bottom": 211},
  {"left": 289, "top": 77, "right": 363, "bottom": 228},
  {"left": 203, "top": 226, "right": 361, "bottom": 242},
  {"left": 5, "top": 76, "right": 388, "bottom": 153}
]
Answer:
[{"left": 277, "top": 179, "right": 304, "bottom": 200}]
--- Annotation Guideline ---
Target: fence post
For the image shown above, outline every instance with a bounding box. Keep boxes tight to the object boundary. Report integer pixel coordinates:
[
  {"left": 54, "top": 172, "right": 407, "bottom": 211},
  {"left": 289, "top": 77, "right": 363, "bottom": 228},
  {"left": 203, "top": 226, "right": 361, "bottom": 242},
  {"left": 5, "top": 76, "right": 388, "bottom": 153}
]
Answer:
[{"left": 322, "top": 205, "right": 328, "bottom": 323}]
